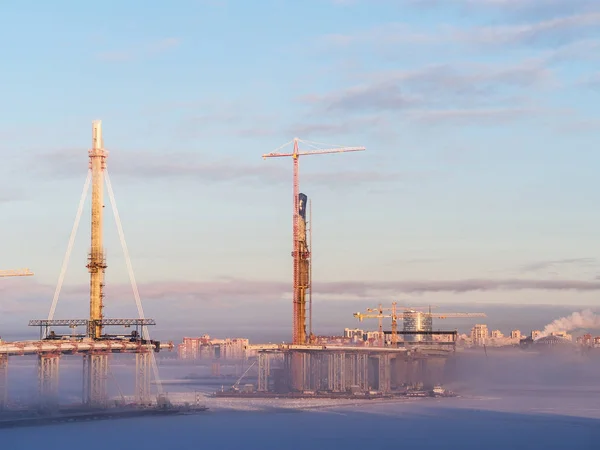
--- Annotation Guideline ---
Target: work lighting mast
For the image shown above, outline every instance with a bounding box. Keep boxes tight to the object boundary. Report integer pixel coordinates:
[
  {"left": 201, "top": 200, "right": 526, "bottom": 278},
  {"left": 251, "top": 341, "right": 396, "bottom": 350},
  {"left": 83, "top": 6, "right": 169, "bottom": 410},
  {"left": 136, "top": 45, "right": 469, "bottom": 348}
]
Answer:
[{"left": 263, "top": 138, "right": 365, "bottom": 345}]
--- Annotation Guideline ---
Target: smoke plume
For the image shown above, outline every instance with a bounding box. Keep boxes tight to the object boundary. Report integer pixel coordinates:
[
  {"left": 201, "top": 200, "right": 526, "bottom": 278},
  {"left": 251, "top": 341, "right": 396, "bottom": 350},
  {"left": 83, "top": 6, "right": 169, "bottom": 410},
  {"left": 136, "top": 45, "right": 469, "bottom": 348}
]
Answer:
[{"left": 539, "top": 309, "right": 600, "bottom": 338}]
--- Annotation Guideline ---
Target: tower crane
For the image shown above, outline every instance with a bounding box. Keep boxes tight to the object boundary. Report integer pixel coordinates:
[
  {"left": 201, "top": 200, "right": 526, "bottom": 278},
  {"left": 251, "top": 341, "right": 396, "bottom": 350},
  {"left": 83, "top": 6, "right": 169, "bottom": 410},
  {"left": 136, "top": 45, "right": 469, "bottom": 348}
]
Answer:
[
  {"left": 262, "top": 138, "right": 365, "bottom": 345},
  {"left": 0, "top": 269, "right": 34, "bottom": 278},
  {"left": 360, "top": 303, "right": 398, "bottom": 346},
  {"left": 354, "top": 304, "right": 486, "bottom": 345}
]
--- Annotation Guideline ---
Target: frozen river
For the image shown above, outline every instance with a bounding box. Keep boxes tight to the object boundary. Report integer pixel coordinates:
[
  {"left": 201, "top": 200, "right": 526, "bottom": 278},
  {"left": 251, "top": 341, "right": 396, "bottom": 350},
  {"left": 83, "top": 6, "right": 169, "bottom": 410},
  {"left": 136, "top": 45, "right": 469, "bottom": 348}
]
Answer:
[
  {"left": 2, "top": 351, "right": 600, "bottom": 449},
  {"left": 2, "top": 389, "right": 600, "bottom": 450}
]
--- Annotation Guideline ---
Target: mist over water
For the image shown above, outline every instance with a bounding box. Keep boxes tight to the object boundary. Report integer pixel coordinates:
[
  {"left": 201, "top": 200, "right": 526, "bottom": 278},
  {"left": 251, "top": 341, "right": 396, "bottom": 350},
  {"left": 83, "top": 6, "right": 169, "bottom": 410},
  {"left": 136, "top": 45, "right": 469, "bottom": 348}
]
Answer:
[{"left": 2, "top": 346, "right": 600, "bottom": 449}]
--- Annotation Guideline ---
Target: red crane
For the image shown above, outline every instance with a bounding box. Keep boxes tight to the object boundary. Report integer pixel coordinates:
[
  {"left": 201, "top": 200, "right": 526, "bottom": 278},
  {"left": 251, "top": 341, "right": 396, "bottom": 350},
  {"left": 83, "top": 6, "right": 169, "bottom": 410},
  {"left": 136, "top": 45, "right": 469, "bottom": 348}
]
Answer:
[{"left": 263, "top": 138, "right": 366, "bottom": 344}]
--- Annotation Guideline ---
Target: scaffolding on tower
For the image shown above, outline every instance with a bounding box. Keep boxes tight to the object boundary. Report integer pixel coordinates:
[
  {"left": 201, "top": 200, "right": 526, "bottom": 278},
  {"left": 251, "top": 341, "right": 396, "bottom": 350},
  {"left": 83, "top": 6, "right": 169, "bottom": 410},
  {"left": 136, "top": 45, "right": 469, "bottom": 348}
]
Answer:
[{"left": 263, "top": 138, "right": 366, "bottom": 345}]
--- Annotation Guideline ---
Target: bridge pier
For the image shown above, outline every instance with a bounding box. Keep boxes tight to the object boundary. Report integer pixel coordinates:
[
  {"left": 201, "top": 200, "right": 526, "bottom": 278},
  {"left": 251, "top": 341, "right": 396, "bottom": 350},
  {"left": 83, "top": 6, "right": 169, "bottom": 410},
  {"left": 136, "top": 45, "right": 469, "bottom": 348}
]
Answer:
[
  {"left": 135, "top": 352, "right": 151, "bottom": 405},
  {"left": 83, "top": 353, "right": 109, "bottom": 407},
  {"left": 378, "top": 354, "right": 390, "bottom": 393},
  {"left": 258, "top": 352, "right": 270, "bottom": 392},
  {"left": 38, "top": 353, "right": 60, "bottom": 408},
  {"left": 328, "top": 352, "right": 346, "bottom": 392},
  {"left": 0, "top": 355, "right": 7, "bottom": 410}
]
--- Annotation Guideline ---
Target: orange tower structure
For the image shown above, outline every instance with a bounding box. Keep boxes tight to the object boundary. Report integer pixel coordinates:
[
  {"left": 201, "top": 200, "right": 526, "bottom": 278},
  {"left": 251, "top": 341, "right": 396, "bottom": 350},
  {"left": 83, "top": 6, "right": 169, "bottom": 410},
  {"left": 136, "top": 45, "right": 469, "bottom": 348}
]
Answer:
[{"left": 263, "top": 138, "right": 365, "bottom": 345}]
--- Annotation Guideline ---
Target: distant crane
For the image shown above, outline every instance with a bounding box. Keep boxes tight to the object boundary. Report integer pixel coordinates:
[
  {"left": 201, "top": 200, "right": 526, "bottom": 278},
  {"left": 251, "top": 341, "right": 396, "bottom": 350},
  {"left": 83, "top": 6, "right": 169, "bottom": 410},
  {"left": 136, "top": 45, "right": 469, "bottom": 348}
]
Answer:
[
  {"left": 354, "top": 304, "right": 486, "bottom": 345},
  {"left": 0, "top": 269, "right": 34, "bottom": 278},
  {"left": 263, "top": 138, "right": 365, "bottom": 345},
  {"left": 359, "top": 303, "right": 396, "bottom": 347}
]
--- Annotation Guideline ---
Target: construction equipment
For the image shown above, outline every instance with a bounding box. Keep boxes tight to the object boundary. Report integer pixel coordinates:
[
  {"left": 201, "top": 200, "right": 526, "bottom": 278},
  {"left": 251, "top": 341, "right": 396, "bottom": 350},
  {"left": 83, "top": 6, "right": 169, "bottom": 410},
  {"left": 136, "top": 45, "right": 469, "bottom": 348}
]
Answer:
[
  {"left": 24, "top": 120, "right": 166, "bottom": 409},
  {"left": 0, "top": 269, "right": 33, "bottom": 278},
  {"left": 262, "top": 138, "right": 365, "bottom": 345},
  {"left": 354, "top": 304, "right": 486, "bottom": 344}
]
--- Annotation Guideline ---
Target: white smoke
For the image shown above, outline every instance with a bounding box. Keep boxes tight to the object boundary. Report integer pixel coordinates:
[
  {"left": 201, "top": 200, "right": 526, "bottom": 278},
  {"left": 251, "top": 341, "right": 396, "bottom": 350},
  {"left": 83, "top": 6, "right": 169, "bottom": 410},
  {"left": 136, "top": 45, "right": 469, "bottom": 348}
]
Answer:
[{"left": 539, "top": 309, "right": 600, "bottom": 338}]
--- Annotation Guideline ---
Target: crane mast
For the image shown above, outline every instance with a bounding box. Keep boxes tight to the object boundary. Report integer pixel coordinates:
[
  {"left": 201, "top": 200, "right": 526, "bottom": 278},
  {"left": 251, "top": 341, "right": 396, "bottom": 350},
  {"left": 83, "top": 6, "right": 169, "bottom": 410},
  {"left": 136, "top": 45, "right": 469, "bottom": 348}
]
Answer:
[{"left": 263, "top": 138, "right": 365, "bottom": 345}]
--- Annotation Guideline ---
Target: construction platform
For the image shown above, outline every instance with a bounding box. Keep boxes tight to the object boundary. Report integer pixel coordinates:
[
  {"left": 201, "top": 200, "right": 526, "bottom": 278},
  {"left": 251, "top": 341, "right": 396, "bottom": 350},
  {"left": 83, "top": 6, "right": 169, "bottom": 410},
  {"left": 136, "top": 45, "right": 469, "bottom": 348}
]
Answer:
[
  {"left": 241, "top": 344, "right": 453, "bottom": 396},
  {"left": 0, "top": 337, "right": 174, "bottom": 411},
  {"left": 0, "top": 338, "right": 172, "bottom": 356}
]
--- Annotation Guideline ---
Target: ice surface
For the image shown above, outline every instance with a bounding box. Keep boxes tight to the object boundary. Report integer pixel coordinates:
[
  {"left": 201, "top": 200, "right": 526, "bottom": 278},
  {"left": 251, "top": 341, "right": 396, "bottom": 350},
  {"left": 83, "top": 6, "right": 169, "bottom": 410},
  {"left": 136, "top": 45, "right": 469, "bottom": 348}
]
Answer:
[
  {"left": 2, "top": 350, "right": 600, "bottom": 449},
  {"left": 1, "top": 396, "right": 599, "bottom": 450}
]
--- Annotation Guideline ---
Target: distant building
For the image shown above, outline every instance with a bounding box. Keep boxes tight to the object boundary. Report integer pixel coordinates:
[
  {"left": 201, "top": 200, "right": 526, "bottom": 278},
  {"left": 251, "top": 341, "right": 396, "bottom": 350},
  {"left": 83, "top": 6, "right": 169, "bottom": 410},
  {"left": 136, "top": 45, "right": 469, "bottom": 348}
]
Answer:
[
  {"left": 491, "top": 330, "right": 504, "bottom": 339},
  {"left": 577, "top": 334, "right": 593, "bottom": 346},
  {"left": 531, "top": 330, "right": 542, "bottom": 340},
  {"left": 178, "top": 336, "right": 251, "bottom": 360},
  {"left": 511, "top": 330, "right": 521, "bottom": 340},
  {"left": 471, "top": 324, "right": 488, "bottom": 347},
  {"left": 549, "top": 331, "right": 573, "bottom": 342},
  {"left": 344, "top": 328, "right": 366, "bottom": 341}
]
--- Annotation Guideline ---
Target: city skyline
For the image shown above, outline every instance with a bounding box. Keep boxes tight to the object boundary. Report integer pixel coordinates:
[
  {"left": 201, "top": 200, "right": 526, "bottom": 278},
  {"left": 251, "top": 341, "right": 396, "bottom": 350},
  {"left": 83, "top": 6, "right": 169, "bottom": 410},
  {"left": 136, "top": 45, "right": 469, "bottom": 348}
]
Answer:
[{"left": 1, "top": 1, "right": 600, "bottom": 337}]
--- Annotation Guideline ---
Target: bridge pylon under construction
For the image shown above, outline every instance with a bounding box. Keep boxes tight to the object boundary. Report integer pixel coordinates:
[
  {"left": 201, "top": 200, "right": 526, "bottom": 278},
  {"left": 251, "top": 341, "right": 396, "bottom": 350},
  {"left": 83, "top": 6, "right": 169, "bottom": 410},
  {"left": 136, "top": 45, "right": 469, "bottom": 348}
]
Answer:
[{"left": 0, "top": 121, "right": 173, "bottom": 411}]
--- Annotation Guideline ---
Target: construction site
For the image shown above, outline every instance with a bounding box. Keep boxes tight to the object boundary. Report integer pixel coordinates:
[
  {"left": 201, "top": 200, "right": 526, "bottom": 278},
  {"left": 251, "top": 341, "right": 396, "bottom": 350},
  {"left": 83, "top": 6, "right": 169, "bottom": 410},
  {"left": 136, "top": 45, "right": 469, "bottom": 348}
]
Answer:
[
  {"left": 0, "top": 121, "right": 205, "bottom": 426},
  {"left": 0, "top": 123, "right": 485, "bottom": 426},
  {"left": 179, "top": 139, "right": 486, "bottom": 398}
]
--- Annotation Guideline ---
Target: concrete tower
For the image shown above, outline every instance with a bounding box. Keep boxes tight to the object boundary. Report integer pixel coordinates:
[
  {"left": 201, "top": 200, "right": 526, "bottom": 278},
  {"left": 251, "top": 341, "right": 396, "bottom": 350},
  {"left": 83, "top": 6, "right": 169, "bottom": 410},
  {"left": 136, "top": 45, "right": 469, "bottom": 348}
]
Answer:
[{"left": 86, "top": 120, "right": 108, "bottom": 339}]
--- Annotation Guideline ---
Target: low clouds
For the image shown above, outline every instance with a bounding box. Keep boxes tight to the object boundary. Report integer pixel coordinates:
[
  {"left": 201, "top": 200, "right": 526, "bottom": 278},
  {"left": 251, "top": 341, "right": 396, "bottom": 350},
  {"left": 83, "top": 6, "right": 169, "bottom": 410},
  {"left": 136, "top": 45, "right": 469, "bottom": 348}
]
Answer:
[
  {"left": 324, "top": 11, "right": 600, "bottom": 49},
  {"left": 406, "top": 0, "right": 600, "bottom": 20},
  {"left": 0, "top": 187, "right": 26, "bottom": 204},
  {"left": 301, "top": 61, "right": 555, "bottom": 125},
  {"left": 458, "top": 12, "right": 600, "bottom": 47},
  {"left": 306, "top": 82, "right": 417, "bottom": 112},
  {"left": 312, "top": 5, "right": 600, "bottom": 131},
  {"left": 5, "top": 277, "right": 600, "bottom": 314},
  {"left": 32, "top": 148, "right": 394, "bottom": 189},
  {"left": 520, "top": 257, "right": 597, "bottom": 273}
]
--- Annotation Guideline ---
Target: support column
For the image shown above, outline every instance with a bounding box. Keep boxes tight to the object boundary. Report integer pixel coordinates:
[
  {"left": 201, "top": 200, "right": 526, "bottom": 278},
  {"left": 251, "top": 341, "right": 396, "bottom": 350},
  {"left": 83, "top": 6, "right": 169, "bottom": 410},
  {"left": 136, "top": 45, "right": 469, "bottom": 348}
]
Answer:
[
  {"left": 0, "top": 355, "right": 7, "bottom": 410},
  {"left": 392, "top": 356, "right": 407, "bottom": 389},
  {"left": 329, "top": 352, "right": 345, "bottom": 392},
  {"left": 211, "top": 362, "right": 221, "bottom": 377},
  {"left": 135, "top": 352, "right": 150, "bottom": 405},
  {"left": 355, "top": 353, "right": 369, "bottom": 391},
  {"left": 38, "top": 354, "right": 60, "bottom": 408},
  {"left": 327, "top": 353, "right": 334, "bottom": 391},
  {"left": 427, "top": 357, "right": 446, "bottom": 387},
  {"left": 418, "top": 358, "right": 427, "bottom": 387},
  {"left": 378, "top": 354, "right": 390, "bottom": 393},
  {"left": 302, "top": 352, "right": 311, "bottom": 391},
  {"left": 83, "top": 353, "right": 108, "bottom": 407},
  {"left": 258, "top": 352, "right": 270, "bottom": 392},
  {"left": 308, "top": 352, "right": 321, "bottom": 391}
]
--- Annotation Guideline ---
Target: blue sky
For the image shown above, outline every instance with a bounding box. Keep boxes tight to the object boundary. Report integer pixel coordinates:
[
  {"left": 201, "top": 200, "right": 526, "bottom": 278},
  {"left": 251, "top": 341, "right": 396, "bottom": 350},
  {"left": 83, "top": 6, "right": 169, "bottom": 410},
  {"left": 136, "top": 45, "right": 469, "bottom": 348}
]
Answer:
[{"left": 1, "top": 0, "right": 600, "bottom": 340}]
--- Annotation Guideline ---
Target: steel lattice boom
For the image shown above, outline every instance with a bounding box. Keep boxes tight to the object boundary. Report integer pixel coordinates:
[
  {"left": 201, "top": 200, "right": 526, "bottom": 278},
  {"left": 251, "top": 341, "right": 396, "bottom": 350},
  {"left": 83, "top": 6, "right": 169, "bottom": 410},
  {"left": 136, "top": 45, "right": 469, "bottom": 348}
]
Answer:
[{"left": 29, "top": 319, "right": 157, "bottom": 327}]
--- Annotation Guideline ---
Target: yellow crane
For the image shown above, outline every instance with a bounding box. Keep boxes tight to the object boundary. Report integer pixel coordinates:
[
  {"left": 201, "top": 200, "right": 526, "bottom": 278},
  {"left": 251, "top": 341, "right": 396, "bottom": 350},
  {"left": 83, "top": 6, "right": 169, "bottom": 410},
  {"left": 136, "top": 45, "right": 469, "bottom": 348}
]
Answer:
[
  {"left": 354, "top": 304, "right": 486, "bottom": 345},
  {"left": 358, "top": 303, "right": 399, "bottom": 346},
  {"left": 0, "top": 269, "right": 34, "bottom": 278}
]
